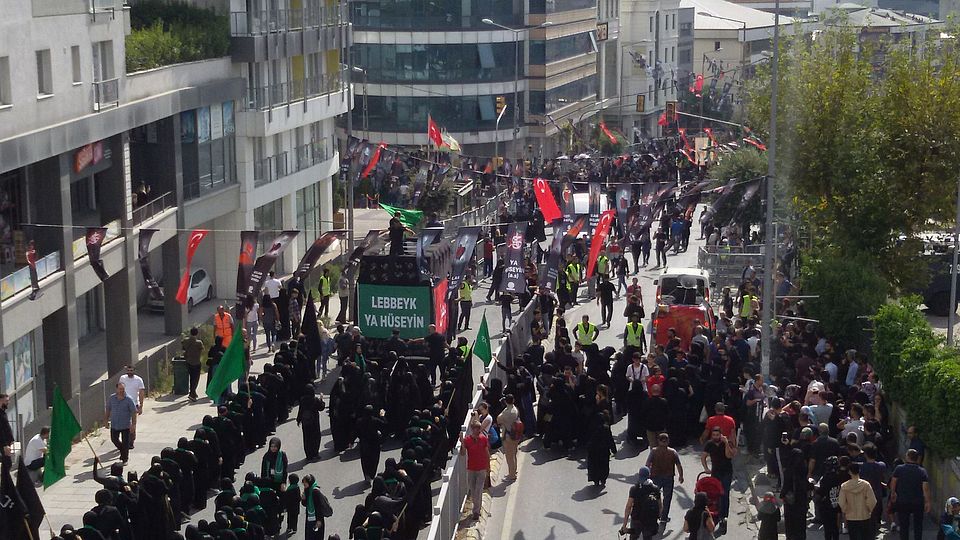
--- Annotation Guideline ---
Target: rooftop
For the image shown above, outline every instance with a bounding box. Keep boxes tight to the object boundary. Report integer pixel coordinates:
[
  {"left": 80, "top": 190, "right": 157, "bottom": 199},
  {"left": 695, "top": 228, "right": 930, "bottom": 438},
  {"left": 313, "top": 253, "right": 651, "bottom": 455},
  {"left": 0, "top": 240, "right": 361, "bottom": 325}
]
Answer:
[
  {"left": 821, "top": 5, "right": 942, "bottom": 27},
  {"left": 680, "top": 0, "right": 796, "bottom": 29}
]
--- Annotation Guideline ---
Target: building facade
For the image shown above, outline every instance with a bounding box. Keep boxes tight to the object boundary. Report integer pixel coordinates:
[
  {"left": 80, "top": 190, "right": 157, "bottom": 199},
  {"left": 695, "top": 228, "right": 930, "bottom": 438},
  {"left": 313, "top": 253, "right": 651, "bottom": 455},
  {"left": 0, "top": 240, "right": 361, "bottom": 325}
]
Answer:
[
  {"left": 349, "top": 0, "right": 607, "bottom": 159},
  {"left": 0, "top": 0, "right": 348, "bottom": 435},
  {"left": 615, "top": 0, "right": 681, "bottom": 139}
]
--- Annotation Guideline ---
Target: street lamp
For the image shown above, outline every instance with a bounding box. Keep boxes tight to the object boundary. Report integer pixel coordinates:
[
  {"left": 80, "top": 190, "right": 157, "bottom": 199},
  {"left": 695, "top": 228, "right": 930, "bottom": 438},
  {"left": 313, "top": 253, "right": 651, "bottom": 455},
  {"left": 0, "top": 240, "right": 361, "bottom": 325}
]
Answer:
[
  {"left": 351, "top": 66, "right": 369, "bottom": 134},
  {"left": 482, "top": 18, "right": 553, "bottom": 161}
]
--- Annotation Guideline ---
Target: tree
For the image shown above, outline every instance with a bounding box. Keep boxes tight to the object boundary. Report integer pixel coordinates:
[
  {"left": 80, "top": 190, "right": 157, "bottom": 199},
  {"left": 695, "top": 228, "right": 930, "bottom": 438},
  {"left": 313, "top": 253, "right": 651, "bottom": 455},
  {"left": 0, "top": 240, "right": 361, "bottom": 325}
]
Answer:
[
  {"left": 745, "top": 23, "right": 960, "bottom": 292},
  {"left": 595, "top": 125, "right": 627, "bottom": 155},
  {"left": 706, "top": 148, "right": 766, "bottom": 230},
  {"left": 800, "top": 248, "right": 887, "bottom": 347},
  {"left": 417, "top": 182, "right": 454, "bottom": 215}
]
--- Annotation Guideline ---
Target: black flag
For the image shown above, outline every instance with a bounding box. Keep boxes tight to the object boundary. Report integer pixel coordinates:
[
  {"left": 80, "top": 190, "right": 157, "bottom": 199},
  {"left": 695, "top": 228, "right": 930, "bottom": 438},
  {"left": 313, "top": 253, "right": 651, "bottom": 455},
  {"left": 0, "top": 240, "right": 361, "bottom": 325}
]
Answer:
[
  {"left": 499, "top": 222, "right": 528, "bottom": 294},
  {"left": 294, "top": 230, "right": 347, "bottom": 279},
  {"left": 243, "top": 230, "right": 299, "bottom": 298},
  {"left": 86, "top": 227, "right": 109, "bottom": 281},
  {"left": 0, "top": 456, "right": 26, "bottom": 540},
  {"left": 139, "top": 229, "right": 162, "bottom": 301},
  {"left": 417, "top": 227, "right": 444, "bottom": 280},
  {"left": 446, "top": 226, "right": 481, "bottom": 300},
  {"left": 235, "top": 231, "right": 259, "bottom": 298},
  {"left": 16, "top": 457, "right": 43, "bottom": 540}
]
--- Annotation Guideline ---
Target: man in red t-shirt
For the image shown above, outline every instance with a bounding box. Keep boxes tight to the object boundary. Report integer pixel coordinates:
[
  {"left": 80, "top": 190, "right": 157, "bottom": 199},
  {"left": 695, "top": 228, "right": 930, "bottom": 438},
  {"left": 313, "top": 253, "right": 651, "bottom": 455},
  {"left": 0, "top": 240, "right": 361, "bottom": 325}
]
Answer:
[
  {"left": 700, "top": 402, "right": 737, "bottom": 444},
  {"left": 460, "top": 420, "right": 490, "bottom": 521}
]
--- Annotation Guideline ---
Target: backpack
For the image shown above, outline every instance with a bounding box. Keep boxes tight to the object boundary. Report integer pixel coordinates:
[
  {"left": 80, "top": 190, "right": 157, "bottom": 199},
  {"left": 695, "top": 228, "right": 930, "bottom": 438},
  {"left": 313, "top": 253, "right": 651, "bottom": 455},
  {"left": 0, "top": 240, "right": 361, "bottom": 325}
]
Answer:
[
  {"left": 634, "top": 483, "right": 661, "bottom": 529},
  {"left": 317, "top": 489, "right": 333, "bottom": 518}
]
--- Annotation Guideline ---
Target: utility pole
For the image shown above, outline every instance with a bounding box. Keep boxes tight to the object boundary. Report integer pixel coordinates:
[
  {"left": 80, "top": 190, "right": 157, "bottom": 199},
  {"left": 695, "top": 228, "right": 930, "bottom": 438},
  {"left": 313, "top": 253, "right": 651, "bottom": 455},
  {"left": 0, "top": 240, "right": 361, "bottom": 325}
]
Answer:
[{"left": 760, "top": 0, "right": 780, "bottom": 378}]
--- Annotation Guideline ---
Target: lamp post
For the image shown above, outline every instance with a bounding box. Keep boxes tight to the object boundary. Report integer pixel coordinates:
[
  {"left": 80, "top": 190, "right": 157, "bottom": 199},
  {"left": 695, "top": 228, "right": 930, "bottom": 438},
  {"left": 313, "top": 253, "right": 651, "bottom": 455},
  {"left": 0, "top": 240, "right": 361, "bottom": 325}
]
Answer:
[
  {"left": 351, "top": 66, "right": 368, "bottom": 133},
  {"left": 482, "top": 18, "right": 553, "bottom": 161}
]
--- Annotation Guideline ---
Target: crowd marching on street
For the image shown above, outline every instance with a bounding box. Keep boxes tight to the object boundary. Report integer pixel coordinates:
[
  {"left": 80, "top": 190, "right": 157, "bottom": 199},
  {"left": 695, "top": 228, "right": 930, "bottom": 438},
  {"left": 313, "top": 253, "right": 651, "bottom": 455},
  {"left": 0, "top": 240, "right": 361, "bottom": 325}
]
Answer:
[{"left": 6, "top": 139, "right": 956, "bottom": 540}]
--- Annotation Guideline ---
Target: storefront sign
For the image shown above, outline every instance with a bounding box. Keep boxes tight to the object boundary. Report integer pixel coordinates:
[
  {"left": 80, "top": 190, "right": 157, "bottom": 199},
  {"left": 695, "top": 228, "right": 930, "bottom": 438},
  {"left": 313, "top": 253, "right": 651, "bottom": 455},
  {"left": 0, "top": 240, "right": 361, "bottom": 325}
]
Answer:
[
  {"left": 358, "top": 283, "right": 432, "bottom": 338},
  {"left": 74, "top": 141, "right": 104, "bottom": 173}
]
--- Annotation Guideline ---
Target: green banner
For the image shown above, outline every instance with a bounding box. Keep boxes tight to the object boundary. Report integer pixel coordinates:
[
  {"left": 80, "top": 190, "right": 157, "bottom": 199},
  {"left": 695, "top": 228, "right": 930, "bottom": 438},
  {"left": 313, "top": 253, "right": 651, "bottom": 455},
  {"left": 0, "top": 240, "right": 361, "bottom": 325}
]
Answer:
[{"left": 358, "top": 283, "right": 432, "bottom": 338}]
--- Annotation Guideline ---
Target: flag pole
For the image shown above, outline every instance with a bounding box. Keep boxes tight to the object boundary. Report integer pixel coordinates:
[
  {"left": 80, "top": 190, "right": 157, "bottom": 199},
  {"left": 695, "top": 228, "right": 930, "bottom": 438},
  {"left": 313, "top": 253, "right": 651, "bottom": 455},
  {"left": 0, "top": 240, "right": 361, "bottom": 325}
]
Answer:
[
  {"left": 44, "top": 513, "right": 55, "bottom": 538},
  {"left": 22, "top": 517, "right": 36, "bottom": 540},
  {"left": 83, "top": 434, "right": 98, "bottom": 460}
]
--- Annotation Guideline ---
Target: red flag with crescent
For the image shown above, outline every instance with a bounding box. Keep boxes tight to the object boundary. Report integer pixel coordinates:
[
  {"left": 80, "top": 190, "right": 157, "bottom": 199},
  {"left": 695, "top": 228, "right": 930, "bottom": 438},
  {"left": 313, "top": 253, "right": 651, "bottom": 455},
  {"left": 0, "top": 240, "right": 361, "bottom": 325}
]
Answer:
[
  {"left": 427, "top": 115, "right": 444, "bottom": 148},
  {"left": 361, "top": 142, "right": 387, "bottom": 178},
  {"left": 176, "top": 229, "right": 209, "bottom": 304},
  {"left": 585, "top": 210, "right": 616, "bottom": 278},
  {"left": 599, "top": 121, "right": 618, "bottom": 144},
  {"left": 533, "top": 177, "right": 562, "bottom": 223}
]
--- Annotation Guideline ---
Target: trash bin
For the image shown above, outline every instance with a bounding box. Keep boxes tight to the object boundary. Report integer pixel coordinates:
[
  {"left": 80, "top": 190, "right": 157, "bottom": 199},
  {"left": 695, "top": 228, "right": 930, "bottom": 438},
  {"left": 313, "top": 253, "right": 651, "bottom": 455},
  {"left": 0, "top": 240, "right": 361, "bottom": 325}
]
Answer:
[{"left": 171, "top": 357, "right": 189, "bottom": 395}]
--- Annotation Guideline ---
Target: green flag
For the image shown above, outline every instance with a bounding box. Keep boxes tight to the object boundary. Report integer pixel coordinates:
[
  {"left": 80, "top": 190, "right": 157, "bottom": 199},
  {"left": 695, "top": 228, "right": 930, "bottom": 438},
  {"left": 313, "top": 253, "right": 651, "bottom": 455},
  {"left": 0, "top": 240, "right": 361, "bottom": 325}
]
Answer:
[
  {"left": 205, "top": 323, "right": 245, "bottom": 402},
  {"left": 379, "top": 203, "right": 424, "bottom": 229},
  {"left": 473, "top": 313, "right": 492, "bottom": 367},
  {"left": 43, "top": 385, "right": 81, "bottom": 488}
]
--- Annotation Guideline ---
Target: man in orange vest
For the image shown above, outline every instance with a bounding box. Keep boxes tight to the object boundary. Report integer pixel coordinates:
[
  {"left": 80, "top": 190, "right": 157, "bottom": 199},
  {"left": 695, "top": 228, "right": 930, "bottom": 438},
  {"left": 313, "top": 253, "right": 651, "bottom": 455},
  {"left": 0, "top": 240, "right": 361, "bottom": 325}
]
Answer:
[{"left": 214, "top": 305, "right": 234, "bottom": 344}]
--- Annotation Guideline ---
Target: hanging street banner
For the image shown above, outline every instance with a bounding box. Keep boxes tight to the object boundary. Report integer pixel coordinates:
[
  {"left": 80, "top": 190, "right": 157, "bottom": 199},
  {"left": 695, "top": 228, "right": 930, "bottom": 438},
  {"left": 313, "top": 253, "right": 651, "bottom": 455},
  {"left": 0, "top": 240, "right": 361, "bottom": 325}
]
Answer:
[
  {"left": 540, "top": 215, "right": 588, "bottom": 291},
  {"left": 446, "top": 226, "right": 481, "bottom": 300},
  {"left": 499, "top": 222, "right": 528, "bottom": 294},
  {"left": 243, "top": 230, "right": 299, "bottom": 298},
  {"left": 86, "top": 227, "right": 109, "bottom": 281},
  {"left": 586, "top": 210, "right": 617, "bottom": 278},
  {"left": 561, "top": 181, "right": 576, "bottom": 220},
  {"left": 235, "top": 231, "right": 259, "bottom": 298},
  {"left": 358, "top": 283, "right": 432, "bottom": 338},
  {"left": 138, "top": 229, "right": 162, "bottom": 301},
  {"left": 175, "top": 229, "right": 209, "bottom": 304},
  {"left": 616, "top": 182, "right": 632, "bottom": 236},
  {"left": 294, "top": 230, "right": 347, "bottom": 279},
  {"left": 588, "top": 181, "right": 602, "bottom": 232},
  {"left": 433, "top": 278, "right": 449, "bottom": 336},
  {"left": 417, "top": 227, "right": 444, "bottom": 280}
]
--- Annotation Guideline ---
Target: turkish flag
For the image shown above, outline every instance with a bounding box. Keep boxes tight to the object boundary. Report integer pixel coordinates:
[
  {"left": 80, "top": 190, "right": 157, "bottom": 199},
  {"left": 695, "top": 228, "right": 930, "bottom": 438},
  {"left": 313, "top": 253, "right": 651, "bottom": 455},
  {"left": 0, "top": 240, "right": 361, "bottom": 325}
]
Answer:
[
  {"left": 658, "top": 112, "right": 668, "bottom": 127},
  {"left": 533, "top": 177, "right": 562, "bottom": 223},
  {"left": 362, "top": 142, "right": 386, "bottom": 178},
  {"left": 427, "top": 115, "right": 443, "bottom": 148},
  {"left": 585, "top": 210, "right": 616, "bottom": 278},
  {"left": 434, "top": 278, "right": 449, "bottom": 335},
  {"left": 175, "top": 229, "right": 209, "bottom": 304}
]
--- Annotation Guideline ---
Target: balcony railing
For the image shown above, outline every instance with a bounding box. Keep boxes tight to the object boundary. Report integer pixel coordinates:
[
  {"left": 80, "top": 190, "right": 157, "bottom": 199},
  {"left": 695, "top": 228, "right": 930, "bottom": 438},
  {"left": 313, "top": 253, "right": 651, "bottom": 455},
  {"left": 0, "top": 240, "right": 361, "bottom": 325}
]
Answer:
[
  {"left": 93, "top": 78, "right": 119, "bottom": 111},
  {"left": 184, "top": 176, "right": 235, "bottom": 202},
  {"left": 0, "top": 252, "right": 62, "bottom": 302},
  {"left": 230, "top": 7, "right": 341, "bottom": 36},
  {"left": 243, "top": 70, "right": 344, "bottom": 111},
  {"left": 132, "top": 191, "right": 176, "bottom": 226},
  {"left": 254, "top": 140, "right": 334, "bottom": 187}
]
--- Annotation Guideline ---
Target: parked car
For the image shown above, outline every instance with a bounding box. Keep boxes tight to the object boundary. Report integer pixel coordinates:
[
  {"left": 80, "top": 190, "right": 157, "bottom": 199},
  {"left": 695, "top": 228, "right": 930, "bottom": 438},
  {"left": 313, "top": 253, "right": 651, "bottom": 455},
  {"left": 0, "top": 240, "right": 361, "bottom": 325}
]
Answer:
[{"left": 148, "top": 267, "right": 214, "bottom": 313}]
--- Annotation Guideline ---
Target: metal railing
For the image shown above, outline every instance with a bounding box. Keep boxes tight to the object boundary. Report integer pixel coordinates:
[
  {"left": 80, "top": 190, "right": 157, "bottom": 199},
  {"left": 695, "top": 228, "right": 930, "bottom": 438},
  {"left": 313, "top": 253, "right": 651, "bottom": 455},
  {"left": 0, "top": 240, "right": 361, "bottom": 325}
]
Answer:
[
  {"left": 425, "top": 296, "right": 539, "bottom": 540},
  {"left": 184, "top": 175, "right": 235, "bottom": 201},
  {"left": 229, "top": 6, "right": 341, "bottom": 36},
  {"left": 243, "top": 70, "right": 345, "bottom": 111},
  {"left": 0, "top": 251, "right": 62, "bottom": 302},
  {"left": 698, "top": 244, "right": 768, "bottom": 301},
  {"left": 131, "top": 191, "right": 176, "bottom": 226},
  {"left": 93, "top": 78, "right": 119, "bottom": 111},
  {"left": 440, "top": 188, "right": 507, "bottom": 237},
  {"left": 254, "top": 140, "right": 334, "bottom": 187}
]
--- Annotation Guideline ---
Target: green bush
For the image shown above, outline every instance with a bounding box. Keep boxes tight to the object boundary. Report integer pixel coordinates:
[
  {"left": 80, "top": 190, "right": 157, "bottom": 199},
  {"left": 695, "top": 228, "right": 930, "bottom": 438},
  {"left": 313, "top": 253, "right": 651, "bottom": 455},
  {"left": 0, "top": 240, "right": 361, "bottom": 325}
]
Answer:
[
  {"left": 873, "top": 297, "right": 960, "bottom": 456},
  {"left": 800, "top": 249, "right": 887, "bottom": 347},
  {"left": 125, "top": 1, "right": 229, "bottom": 72}
]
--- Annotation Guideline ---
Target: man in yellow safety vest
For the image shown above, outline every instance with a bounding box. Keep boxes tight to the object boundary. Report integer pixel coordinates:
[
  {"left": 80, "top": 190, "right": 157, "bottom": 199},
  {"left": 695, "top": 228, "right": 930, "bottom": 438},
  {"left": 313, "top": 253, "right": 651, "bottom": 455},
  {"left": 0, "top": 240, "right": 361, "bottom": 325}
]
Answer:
[
  {"left": 457, "top": 278, "right": 474, "bottom": 331},
  {"left": 318, "top": 267, "right": 332, "bottom": 318},
  {"left": 574, "top": 314, "right": 599, "bottom": 346},
  {"left": 565, "top": 257, "right": 583, "bottom": 306},
  {"left": 623, "top": 312, "right": 646, "bottom": 360}
]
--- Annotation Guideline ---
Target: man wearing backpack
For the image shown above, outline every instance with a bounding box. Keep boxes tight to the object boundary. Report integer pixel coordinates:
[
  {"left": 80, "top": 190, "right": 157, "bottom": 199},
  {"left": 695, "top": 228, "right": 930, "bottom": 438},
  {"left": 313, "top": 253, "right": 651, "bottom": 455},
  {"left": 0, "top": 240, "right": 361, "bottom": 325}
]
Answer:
[{"left": 620, "top": 466, "right": 663, "bottom": 540}]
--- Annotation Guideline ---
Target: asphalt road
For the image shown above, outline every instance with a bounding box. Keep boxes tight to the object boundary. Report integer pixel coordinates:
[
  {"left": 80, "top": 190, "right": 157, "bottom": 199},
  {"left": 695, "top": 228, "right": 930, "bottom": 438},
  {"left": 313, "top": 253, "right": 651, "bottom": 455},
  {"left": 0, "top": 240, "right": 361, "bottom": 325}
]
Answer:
[{"left": 484, "top": 219, "right": 762, "bottom": 540}]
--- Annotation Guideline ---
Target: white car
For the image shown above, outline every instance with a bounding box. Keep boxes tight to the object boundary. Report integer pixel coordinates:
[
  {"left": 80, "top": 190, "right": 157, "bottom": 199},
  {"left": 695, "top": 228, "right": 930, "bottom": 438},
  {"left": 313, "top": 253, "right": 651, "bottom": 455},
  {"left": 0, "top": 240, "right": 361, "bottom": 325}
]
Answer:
[{"left": 148, "top": 267, "right": 214, "bottom": 312}]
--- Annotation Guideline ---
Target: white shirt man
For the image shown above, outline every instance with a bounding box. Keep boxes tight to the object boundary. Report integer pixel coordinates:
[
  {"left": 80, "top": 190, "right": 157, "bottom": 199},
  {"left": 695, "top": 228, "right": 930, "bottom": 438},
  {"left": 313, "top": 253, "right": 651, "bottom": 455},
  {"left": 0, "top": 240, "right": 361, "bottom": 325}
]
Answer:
[
  {"left": 119, "top": 367, "right": 146, "bottom": 410},
  {"left": 264, "top": 272, "right": 282, "bottom": 299},
  {"left": 24, "top": 427, "right": 49, "bottom": 470},
  {"left": 626, "top": 357, "right": 650, "bottom": 392}
]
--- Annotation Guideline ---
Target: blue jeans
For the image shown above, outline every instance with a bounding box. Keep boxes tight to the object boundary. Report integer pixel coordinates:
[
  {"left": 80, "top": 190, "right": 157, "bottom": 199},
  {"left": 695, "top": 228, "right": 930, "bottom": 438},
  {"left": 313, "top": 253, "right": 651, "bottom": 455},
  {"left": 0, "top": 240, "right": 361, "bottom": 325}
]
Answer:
[
  {"left": 652, "top": 475, "right": 675, "bottom": 520},
  {"left": 713, "top": 471, "right": 733, "bottom": 520}
]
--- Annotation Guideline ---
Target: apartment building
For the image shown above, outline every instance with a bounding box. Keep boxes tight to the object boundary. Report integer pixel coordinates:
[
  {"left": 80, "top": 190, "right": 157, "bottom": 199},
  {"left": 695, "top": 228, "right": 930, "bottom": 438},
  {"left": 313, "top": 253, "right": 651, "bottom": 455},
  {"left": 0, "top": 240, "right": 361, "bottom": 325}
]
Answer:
[{"left": 0, "top": 0, "right": 348, "bottom": 433}]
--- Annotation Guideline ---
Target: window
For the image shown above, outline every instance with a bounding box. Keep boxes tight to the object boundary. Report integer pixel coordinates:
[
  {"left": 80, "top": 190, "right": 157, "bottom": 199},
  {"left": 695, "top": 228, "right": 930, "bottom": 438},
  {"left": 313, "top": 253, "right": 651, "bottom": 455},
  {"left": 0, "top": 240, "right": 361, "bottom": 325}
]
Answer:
[
  {"left": 35, "top": 49, "right": 52, "bottom": 96},
  {"left": 715, "top": 41, "right": 722, "bottom": 51},
  {"left": 0, "top": 56, "right": 10, "bottom": 105},
  {"left": 649, "top": 16, "right": 654, "bottom": 32},
  {"left": 671, "top": 47, "right": 675, "bottom": 62},
  {"left": 297, "top": 183, "right": 322, "bottom": 253},
  {"left": 672, "top": 14, "right": 676, "bottom": 30},
  {"left": 71, "top": 46, "right": 82, "bottom": 84},
  {"left": 92, "top": 41, "right": 114, "bottom": 82},
  {"left": 666, "top": 15, "right": 669, "bottom": 30}
]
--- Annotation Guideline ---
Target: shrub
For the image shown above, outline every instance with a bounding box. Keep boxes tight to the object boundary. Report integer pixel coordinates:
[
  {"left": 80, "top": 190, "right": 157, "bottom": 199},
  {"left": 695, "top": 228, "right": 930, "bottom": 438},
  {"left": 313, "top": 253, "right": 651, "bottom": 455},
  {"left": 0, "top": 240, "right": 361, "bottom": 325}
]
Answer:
[
  {"left": 800, "top": 249, "right": 887, "bottom": 347},
  {"left": 873, "top": 297, "right": 960, "bottom": 456},
  {"left": 125, "top": 1, "right": 229, "bottom": 72}
]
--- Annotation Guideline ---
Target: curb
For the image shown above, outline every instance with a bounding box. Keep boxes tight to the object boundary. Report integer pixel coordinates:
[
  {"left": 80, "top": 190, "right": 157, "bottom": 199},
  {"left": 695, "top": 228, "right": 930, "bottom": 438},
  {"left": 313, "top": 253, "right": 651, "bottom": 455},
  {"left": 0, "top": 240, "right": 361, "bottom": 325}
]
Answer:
[{"left": 454, "top": 451, "right": 503, "bottom": 540}]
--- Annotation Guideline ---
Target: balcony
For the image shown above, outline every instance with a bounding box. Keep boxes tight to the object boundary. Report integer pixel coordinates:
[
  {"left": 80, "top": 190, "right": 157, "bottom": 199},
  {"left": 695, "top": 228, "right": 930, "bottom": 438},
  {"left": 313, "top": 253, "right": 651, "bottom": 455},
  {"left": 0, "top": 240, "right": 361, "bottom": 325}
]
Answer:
[
  {"left": 0, "top": 252, "right": 62, "bottom": 302},
  {"left": 254, "top": 140, "right": 334, "bottom": 187},
  {"left": 230, "top": 7, "right": 340, "bottom": 36},
  {"left": 244, "top": 70, "right": 345, "bottom": 111},
  {"left": 93, "top": 78, "right": 120, "bottom": 111},
  {"left": 131, "top": 191, "right": 176, "bottom": 226}
]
